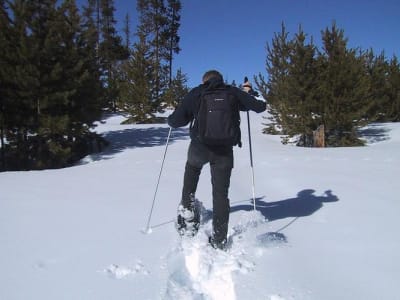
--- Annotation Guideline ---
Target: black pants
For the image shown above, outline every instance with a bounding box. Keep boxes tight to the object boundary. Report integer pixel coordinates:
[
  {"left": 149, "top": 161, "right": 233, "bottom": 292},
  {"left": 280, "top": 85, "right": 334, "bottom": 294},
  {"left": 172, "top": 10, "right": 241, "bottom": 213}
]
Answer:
[{"left": 181, "top": 141, "right": 233, "bottom": 243}]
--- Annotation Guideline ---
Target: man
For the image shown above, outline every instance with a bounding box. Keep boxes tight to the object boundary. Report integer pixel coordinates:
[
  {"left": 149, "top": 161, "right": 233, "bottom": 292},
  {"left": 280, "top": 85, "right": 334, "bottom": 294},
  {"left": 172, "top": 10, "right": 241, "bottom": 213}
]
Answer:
[{"left": 168, "top": 70, "right": 266, "bottom": 250}]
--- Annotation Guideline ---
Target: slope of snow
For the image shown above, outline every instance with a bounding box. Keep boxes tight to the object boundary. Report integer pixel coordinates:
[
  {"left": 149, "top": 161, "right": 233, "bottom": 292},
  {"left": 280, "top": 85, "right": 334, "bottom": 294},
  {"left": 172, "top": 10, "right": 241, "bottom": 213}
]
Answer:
[{"left": 1, "top": 111, "right": 399, "bottom": 300}]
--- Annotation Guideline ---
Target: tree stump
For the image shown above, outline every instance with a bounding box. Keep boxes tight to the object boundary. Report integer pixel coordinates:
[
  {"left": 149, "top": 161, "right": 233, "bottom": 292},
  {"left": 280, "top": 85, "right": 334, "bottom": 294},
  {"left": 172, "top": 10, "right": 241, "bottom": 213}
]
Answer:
[{"left": 313, "top": 125, "right": 325, "bottom": 147}]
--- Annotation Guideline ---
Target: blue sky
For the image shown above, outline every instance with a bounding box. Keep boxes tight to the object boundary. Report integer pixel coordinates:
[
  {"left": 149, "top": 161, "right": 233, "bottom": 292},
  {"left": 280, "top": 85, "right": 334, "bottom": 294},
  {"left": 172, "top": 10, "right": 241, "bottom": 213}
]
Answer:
[{"left": 110, "top": 0, "right": 399, "bottom": 87}]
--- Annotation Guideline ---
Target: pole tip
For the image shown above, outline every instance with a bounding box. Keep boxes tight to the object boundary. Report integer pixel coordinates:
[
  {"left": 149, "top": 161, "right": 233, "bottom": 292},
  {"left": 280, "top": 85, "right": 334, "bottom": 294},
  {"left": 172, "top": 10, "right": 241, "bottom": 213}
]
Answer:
[{"left": 141, "top": 227, "right": 153, "bottom": 234}]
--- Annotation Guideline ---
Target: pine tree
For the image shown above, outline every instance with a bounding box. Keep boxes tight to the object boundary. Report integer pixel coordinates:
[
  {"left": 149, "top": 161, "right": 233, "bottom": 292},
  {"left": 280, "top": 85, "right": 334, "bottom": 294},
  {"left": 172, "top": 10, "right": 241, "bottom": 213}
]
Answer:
[
  {"left": 284, "top": 26, "right": 319, "bottom": 146},
  {"left": 81, "top": 0, "right": 104, "bottom": 109},
  {"left": 58, "top": 0, "right": 106, "bottom": 162},
  {"left": 98, "top": 0, "right": 128, "bottom": 112},
  {"left": 164, "top": 0, "right": 181, "bottom": 87},
  {"left": 1, "top": 0, "right": 106, "bottom": 170},
  {"left": 318, "top": 22, "right": 370, "bottom": 146},
  {"left": 135, "top": 0, "right": 181, "bottom": 111},
  {"left": 256, "top": 24, "right": 321, "bottom": 145},
  {"left": 138, "top": 0, "right": 167, "bottom": 106},
  {"left": 29, "top": 0, "right": 75, "bottom": 168},
  {"left": 4, "top": 0, "right": 43, "bottom": 169},
  {"left": 364, "top": 49, "right": 390, "bottom": 122},
  {"left": 257, "top": 22, "right": 377, "bottom": 147},
  {"left": 161, "top": 68, "right": 189, "bottom": 109},
  {"left": 118, "top": 32, "right": 154, "bottom": 123},
  {"left": 255, "top": 23, "right": 293, "bottom": 135},
  {"left": 123, "top": 13, "right": 131, "bottom": 49},
  {"left": 0, "top": 0, "right": 10, "bottom": 169},
  {"left": 386, "top": 56, "right": 400, "bottom": 121}
]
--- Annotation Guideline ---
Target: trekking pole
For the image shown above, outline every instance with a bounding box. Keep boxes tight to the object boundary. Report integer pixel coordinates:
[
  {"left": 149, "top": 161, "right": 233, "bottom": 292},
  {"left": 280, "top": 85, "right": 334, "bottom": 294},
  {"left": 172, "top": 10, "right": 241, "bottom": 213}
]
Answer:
[
  {"left": 247, "top": 111, "right": 257, "bottom": 211},
  {"left": 143, "top": 127, "right": 172, "bottom": 234}
]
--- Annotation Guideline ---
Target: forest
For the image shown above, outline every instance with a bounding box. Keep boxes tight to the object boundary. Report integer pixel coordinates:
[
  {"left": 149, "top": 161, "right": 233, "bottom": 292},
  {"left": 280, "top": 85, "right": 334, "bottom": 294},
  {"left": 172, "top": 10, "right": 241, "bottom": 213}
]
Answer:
[
  {"left": 0, "top": 0, "right": 187, "bottom": 171},
  {"left": 256, "top": 23, "right": 400, "bottom": 147}
]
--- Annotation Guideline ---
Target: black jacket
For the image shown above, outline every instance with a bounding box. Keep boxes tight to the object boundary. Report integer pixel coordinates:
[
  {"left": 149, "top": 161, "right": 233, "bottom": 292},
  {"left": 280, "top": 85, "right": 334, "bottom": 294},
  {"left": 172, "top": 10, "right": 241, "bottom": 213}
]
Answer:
[{"left": 167, "top": 78, "right": 266, "bottom": 145}]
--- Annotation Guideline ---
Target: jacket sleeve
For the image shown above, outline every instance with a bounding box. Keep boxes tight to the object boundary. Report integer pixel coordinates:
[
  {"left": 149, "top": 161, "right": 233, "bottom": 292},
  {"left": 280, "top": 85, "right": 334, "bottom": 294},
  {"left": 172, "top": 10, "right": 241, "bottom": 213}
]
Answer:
[
  {"left": 234, "top": 87, "right": 266, "bottom": 113},
  {"left": 167, "top": 88, "right": 198, "bottom": 128}
]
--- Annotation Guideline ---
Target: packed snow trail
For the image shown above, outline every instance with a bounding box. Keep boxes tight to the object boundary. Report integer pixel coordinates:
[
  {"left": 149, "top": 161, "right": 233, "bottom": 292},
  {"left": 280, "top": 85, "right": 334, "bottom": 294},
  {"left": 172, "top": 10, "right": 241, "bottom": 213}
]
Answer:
[{"left": 164, "top": 204, "right": 286, "bottom": 300}]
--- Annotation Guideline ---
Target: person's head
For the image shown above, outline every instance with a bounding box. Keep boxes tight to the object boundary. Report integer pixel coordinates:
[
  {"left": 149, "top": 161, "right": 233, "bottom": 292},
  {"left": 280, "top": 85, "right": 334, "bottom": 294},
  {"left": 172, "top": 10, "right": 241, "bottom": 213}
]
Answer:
[{"left": 202, "top": 70, "right": 223, "bottom": 83}]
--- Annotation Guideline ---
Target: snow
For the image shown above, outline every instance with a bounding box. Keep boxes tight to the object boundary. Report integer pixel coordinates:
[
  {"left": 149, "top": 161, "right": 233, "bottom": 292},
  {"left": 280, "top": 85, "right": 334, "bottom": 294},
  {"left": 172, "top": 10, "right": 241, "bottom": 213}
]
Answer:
[{"left": 1, "top": 110, "right": 399, "bottom": 300}]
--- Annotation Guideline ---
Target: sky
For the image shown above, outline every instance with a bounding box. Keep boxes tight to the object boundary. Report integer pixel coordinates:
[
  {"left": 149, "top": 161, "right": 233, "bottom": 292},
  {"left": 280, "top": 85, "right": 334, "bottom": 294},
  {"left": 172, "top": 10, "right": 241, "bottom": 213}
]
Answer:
[{"left": 110, "top": 0, "right": 400, "bottom": 87}]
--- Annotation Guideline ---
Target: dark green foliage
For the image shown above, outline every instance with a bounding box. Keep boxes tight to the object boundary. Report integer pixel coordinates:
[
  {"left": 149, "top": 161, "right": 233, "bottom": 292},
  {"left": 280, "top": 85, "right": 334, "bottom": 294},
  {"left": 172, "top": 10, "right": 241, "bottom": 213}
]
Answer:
[
  {"left": 165, "top": 0, "right": 181, "bottom": 86},
  {"left": 386, "top": 56, "right": 400, "bottom": 121},
  {"left": 257, "top": 22, "right": 400, "bottom": 147},
  {"left": 256, "top": 23, "right": 291, "bottom": 136},
  {"left": 1, "top": 0, "right": 186, "bottom": 170},
  {"left": 162, "top": 68, "right": 189, "bottom": 109},
  {"left": 118, "top": 32, "right": 154, "bottom": 123},
  {"left": 0, "top": 0, "right": 11, "bottom": 169},
  {"left": 1, "top": 0, "right": 106, "bottom": 171},
  {"left": 364, "top": 50, "right": 390, "bottom": 122},
  {"left": 318, "top": 23, "right": 371, "bottom": 146},
  {"left": 283, "top": 26, "right": 319, "bottom": 145},
  {"left": 117, "top": 0, "right": 186, "bottom": 123},
  {"left": 98, "top": 0, "right": 129, "bottom": 112},
  {"left": 0, "top": 0, "right": 186, "bottom": 171}
]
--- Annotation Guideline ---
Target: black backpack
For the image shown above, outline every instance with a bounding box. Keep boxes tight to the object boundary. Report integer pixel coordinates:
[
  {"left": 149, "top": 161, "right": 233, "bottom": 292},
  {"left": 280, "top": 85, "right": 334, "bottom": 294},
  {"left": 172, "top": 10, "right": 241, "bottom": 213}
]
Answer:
[{"left": 194, "top": 86, "right": 241, "bottom": 147}]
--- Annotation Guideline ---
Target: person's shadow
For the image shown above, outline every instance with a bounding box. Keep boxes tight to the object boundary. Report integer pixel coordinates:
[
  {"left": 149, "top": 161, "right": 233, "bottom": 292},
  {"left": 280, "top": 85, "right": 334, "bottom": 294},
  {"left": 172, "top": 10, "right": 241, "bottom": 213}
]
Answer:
[
  {"left": 228, "top": 189, "right": 338, "bottom": 245},
  {"left": 230, "top": 189, "right": 339, "bottom": 221}
]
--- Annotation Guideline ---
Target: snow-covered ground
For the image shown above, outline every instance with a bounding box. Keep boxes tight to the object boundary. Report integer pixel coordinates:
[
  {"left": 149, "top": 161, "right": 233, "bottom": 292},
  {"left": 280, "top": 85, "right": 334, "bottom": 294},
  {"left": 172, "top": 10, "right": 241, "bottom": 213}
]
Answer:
[{"left": 1, "top": 111, "right": 399, "bottom": 300}]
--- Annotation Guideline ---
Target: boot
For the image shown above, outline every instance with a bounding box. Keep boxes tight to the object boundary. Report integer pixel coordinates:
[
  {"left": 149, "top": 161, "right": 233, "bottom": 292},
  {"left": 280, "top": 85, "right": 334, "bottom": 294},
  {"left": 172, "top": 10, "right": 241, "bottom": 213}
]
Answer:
[{"left": 208, "top": 236, "right": 228, "bottom": 250}]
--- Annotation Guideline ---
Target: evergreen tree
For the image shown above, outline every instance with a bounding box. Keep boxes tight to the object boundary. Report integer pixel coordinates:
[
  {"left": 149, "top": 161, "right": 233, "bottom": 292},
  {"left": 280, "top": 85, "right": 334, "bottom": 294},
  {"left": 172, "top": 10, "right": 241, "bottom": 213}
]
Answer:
[
  {"left": 80, "top": 0, "right": 105, "bottom": 123},
  {"left": 386, "top": 56, "right": 400, "bottom": 121},
  {"left": 318, "top": 23, "right": 371, "bottom": 146},
  {"left": 98, "top": 0, "right": 128, "bottom": 112},
  {"left": 0, "top": 0, "right": 11, "bottom": 169},
  {"left": 58, "top": 0, "right": 105, "bottom": 162},
  {"left": 161, "top": 68, "right": 189, "bottom": 109},
  {"left": 29, "top": 0, "right": 76, "bottom": 168},
  {"left": 283, "top": 26, "right": 319, "bottom": 146},
  {"left": 118, "top": 32, "right": 154, "bottom": 123},
  {"left": 164, "top": 0, "right": 181, "bottom": 86},
  {"left": 5, "top": 0, "right": 45, "bottom": 169},
  {"left": 257, "top": 22, "right": 376, "bottom": 147},
  {"left": 1, "top": 0, "right": 105, "bottom": 170},
  {"left": 255, "top": 23, "right": 292, "bottom": 135},
  {"left": 123, "top": 13, "right": 131, "bottom": 49},
  {"left": 364, "top": 50, "right": 390, "bottom": 122},
  {"left": 137, "top": 0, "right": 167, "bottom": 106},
  {"left": 135, "top": 0, "right": 181, "bottom": 110}
]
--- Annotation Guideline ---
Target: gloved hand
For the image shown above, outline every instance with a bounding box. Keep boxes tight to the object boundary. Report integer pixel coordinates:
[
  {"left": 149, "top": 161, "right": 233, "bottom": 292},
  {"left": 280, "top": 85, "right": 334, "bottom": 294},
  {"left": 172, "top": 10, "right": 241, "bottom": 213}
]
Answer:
[{"left": 242, "top": 80, "right": 253, "bottom": 93}]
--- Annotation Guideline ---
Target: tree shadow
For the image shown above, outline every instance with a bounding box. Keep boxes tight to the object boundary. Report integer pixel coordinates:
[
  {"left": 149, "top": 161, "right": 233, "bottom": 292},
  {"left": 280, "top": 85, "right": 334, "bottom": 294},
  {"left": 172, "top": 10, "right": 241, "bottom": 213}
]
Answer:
[
  {"left": 358, "top": 123, "right": 391, "bottom": 144},
  {"left": 83, "top": 127, "right": 189, "bottom": 162},
  {"left": 230, "top": 189, "right": 339, "bottom": 222}
]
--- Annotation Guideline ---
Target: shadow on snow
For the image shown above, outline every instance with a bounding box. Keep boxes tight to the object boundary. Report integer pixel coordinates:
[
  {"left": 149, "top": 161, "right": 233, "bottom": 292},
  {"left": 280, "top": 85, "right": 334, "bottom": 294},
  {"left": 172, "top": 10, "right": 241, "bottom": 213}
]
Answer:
[
  {"left": 84, "top": 127, "right": 189, "bottom": 163},
  {"left": 358, "top": 123, "right": 391, "bottom": 144},
  {"left": 230, "top": 189, "right": 339, "bottom": 222},
  {"left": 229, "top": 189, "right": 339, "bottom": 245},
  {"left": 150, "top": 189, "right": 339, "bottom": 245}
]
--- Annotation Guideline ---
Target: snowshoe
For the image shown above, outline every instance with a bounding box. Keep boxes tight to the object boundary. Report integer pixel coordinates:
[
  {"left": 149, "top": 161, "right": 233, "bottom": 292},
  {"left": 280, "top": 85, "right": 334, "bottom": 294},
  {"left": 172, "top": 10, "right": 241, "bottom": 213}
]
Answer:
[{"left": 176, "top": 195, "right": 200, "bottom": 237}]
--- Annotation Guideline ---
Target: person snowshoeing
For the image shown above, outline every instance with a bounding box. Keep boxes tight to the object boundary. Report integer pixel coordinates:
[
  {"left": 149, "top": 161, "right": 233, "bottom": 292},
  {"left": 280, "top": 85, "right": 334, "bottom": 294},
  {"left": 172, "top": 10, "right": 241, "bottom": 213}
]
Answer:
[{"left": 167, "top": 70, "right": 266, "bottom": 250}]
